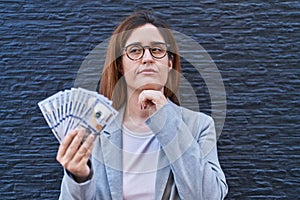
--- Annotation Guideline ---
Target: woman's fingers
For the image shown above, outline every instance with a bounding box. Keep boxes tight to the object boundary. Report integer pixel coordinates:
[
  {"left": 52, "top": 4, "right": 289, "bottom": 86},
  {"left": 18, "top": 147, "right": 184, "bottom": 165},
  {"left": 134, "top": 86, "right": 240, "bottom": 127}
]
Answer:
[
  {"left": 66, "top": 132, "right": 95, "bottom": 178},
  {"left": 56, "top": 128, "right": 95, "bottom": 178},
  {"left": 56, "top": 129, "right": 78, "bottom": 163},
  {"left": 60, "top": 128, "right": 85, "bottom": 164},
  {"left": 138, "top": 90, "right": 168, "bottom": 110},
  {"left": 73, "top": 133, "right": 95, "bottom": 163}
]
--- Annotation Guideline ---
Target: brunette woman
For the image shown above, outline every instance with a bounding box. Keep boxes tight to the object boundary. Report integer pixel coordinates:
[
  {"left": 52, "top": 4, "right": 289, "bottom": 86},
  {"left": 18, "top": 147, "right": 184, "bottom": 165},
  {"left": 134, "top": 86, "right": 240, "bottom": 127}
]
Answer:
[{"left": 57, "top": 11, "right": 228, "bottom": 200}]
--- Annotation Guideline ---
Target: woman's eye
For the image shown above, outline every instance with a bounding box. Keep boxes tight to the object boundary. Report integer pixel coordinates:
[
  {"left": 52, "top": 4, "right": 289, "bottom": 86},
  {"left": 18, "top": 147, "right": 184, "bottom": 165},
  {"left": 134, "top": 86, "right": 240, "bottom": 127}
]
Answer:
[
  {"left": 129, "top": 47, "right": 142, "bottom": 54},
  {"left": 152, "top": 47, "right": 162, "bottom": 52}
]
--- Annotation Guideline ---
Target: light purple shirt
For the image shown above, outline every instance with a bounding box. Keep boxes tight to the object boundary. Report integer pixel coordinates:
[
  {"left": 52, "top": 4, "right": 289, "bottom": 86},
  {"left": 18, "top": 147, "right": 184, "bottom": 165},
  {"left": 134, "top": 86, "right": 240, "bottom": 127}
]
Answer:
[{"left": 122, "top": 126, "right": 160, "bottom": 200}]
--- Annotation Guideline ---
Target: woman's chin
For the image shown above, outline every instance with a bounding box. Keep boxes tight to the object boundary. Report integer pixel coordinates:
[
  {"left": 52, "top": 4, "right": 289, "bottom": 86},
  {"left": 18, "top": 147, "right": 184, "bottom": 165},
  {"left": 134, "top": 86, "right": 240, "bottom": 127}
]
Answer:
[{"left": 134, "top": 83, "right": 164, "bottom": 92}]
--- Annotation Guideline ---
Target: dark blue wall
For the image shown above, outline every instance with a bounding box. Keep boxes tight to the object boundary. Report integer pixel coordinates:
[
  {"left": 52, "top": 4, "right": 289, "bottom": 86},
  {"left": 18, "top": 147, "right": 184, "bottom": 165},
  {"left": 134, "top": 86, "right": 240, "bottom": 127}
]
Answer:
[{"left": 1, "top": 0, "right": 299, "bottom": 199}]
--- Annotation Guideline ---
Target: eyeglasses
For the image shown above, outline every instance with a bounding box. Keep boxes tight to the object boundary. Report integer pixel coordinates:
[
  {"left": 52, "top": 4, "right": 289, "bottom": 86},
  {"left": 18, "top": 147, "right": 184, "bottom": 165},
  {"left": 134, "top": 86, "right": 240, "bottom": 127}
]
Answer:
[{"left": 123, "top": 42, "right": 168, "bottom": 61}]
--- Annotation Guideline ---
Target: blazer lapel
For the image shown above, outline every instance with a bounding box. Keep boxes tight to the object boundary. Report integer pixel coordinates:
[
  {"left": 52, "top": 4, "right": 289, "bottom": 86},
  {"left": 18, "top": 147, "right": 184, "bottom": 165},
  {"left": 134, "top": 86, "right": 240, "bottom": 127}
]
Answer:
[
  {"left": 98, "top": 105, "right": 173, "bottom": 199},
  {"left": 155, "top": 149, "right": 172, "bottom": 199},
  {"left": 100, "top": 105, "right": 125, "bottom": 200}
]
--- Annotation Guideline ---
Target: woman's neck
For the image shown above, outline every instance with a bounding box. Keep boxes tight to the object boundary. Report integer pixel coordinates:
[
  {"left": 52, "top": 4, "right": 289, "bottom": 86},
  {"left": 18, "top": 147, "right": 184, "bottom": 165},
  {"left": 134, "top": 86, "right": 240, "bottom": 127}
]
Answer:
[{"left": 123, "top": 89, "right": 151, "bottom": 133}]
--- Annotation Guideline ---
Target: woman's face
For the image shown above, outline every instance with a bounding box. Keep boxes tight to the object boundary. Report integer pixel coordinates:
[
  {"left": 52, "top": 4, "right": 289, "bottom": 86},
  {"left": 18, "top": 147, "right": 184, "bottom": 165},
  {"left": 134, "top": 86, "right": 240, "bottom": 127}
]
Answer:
[{"left": 122, "top": 23, "right": 172, "bottom": 93}]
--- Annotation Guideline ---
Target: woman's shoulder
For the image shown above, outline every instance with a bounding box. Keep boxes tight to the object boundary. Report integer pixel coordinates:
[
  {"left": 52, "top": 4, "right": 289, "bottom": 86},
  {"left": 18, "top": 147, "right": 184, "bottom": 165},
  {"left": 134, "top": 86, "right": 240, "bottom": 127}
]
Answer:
[
  {"left": 175, "top": 105, "right": 216, "bottom": 141},
  {"left": 168, "top": 101, "right": 214, "bottom": 128},
  {"left": 174, "top": 103, "right": 212, "bottom": 122},
  {"left": 180, "top": 106, "right": 211, "bottom": 119}
]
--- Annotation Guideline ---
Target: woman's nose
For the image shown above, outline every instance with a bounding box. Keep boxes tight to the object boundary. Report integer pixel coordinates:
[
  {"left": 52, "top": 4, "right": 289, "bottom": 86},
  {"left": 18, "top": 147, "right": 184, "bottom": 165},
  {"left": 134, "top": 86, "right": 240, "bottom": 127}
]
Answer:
[{"left": 141, "top": 49, "right": 154, "bottom": 64}]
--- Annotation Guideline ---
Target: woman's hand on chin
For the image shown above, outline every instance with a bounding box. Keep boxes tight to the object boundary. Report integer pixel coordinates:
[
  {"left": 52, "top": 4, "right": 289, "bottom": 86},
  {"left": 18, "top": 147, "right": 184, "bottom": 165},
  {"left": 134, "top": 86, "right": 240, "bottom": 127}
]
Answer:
[{"left": 138, "top": 90, "right": 168, "bottom": 112}]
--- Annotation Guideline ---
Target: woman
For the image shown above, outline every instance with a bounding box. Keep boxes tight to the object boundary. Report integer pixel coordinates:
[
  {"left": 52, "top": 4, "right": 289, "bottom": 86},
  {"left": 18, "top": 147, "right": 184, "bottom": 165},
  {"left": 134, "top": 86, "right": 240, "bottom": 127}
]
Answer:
[{"left": 57, "top": 11, "right": 228, "bottom": 199}]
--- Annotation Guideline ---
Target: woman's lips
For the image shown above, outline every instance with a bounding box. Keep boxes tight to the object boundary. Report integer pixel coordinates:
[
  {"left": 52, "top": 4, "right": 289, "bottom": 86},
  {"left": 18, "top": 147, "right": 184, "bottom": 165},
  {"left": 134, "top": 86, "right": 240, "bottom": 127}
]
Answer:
[{"left": 138, "top": 69, "right": 158, "bottom": 75}]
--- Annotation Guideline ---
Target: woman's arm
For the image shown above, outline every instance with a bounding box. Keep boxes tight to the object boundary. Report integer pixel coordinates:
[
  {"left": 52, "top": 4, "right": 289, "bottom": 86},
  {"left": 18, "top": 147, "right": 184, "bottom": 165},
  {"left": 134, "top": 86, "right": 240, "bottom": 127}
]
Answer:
[
  {"left": 146, "top": 103, "right": 228, "bottom": 199},
  {"left": 59, "top": 161, "right": 96, "bottom": 200},
  {"left": 57, "top": 129, "right": 96, "bottom": 200}
]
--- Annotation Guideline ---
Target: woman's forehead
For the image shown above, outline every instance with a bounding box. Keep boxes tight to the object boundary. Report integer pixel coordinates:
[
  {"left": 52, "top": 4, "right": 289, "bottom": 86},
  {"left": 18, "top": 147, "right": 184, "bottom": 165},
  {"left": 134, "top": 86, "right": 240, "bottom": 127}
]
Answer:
[{"left": 125, "top": 24, "right": 165, "bottom": 45}]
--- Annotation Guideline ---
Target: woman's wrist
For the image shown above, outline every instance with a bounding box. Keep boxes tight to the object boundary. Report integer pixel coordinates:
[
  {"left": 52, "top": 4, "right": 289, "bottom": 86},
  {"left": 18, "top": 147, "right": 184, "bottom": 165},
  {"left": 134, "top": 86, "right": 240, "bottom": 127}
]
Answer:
[
  {"left": 67, "top": 160, "right": 93, "bottom": 183},
  {"left": 73, "top": 168, "right": 93, "bottom": 183}
]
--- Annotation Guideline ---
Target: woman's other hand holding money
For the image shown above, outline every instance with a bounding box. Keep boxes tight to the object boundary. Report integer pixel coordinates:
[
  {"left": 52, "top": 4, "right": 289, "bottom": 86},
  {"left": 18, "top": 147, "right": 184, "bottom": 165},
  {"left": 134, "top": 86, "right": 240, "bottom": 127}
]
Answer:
[{"left": 56, "top": 128, "right": 95, "bottom": 183}]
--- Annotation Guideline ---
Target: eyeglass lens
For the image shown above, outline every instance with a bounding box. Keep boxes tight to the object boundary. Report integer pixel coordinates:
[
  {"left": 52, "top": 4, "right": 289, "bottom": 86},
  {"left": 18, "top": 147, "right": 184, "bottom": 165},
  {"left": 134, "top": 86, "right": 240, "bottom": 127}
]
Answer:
[{"left": 125, "top": 43, "right": 167, "bottom": 60}]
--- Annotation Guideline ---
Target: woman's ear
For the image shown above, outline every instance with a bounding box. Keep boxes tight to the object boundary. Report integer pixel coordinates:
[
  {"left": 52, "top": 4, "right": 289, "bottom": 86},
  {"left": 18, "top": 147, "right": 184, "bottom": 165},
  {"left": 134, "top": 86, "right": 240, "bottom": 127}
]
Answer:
[
  {"left": 117, "top": 59, "right": 123, "bottom": 75},
  {"left": 168, "top": 54, "right": 173, "bottom": 71},
  {"left": 118, "top": 66, "right": 123, "bottom": 75}
]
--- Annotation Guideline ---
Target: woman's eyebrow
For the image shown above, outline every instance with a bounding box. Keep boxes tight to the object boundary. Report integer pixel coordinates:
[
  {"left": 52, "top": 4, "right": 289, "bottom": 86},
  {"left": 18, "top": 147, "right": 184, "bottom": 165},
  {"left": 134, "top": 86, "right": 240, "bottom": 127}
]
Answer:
[
  {"left": 125, "top": 41, "right": 166, "bottom": 47},
  {"left": 124, "top": 42, "right": 141, "bottom": 48}
]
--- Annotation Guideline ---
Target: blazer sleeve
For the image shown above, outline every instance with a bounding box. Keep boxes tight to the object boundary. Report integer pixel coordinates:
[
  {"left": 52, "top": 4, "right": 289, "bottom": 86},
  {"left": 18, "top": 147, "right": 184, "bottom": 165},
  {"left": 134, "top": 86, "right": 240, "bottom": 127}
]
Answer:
[
  {"left": 146, "top": 103, "right": 228, "bottom": 200},
  {"left": 59, "top": 160, "right": 96, "bottom": 200}
]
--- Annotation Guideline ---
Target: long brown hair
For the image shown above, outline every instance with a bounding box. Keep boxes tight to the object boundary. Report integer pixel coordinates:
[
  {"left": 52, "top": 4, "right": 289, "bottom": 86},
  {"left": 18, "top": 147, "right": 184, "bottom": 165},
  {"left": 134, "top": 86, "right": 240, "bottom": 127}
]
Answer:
[{"left": 99, "top": 11, "right": 181, "bottom": 109}]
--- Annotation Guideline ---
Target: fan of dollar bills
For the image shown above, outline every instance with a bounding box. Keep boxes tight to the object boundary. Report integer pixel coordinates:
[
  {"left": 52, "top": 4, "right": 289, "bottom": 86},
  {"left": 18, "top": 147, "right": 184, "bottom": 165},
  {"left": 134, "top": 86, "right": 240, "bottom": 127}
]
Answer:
[{"left": 38, "top": 87, "right": 118, "bottom": 142}]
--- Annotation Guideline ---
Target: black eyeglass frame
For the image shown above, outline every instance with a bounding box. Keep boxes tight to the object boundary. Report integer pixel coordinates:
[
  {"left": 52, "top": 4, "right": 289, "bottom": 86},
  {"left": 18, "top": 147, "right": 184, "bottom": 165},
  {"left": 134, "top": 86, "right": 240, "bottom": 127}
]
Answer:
[{"left": 123, "top": 42, "right": 170, "bottom": 61}]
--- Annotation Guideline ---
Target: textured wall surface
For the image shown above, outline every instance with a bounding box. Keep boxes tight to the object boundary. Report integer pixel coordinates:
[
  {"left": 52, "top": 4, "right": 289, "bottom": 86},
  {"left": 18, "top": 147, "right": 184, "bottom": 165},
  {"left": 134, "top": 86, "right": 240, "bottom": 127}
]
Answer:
[{"left": 1, "top": 0, "right": 299, "bottom": 199}]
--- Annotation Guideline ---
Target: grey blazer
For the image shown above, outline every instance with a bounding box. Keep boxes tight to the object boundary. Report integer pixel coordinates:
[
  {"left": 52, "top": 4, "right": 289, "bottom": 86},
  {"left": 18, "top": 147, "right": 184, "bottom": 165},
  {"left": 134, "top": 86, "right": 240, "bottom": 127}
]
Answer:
[{"left": 59, "top": 101, "right": 228, "bottom": 200}]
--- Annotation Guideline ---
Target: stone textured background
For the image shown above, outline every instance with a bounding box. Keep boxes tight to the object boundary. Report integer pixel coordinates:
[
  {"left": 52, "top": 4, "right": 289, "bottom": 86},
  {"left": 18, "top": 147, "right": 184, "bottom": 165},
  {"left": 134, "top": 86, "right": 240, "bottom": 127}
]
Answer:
[{"left": 1, "top": 0, "right": 299, "bottom": 199}]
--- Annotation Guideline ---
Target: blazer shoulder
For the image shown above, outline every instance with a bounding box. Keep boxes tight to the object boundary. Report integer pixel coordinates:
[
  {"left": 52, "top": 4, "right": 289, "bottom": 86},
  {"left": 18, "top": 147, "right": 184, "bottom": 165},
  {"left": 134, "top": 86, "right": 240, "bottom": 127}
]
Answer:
[{"left": 180, "top": 106, "right": 213, "bottom": 126}]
